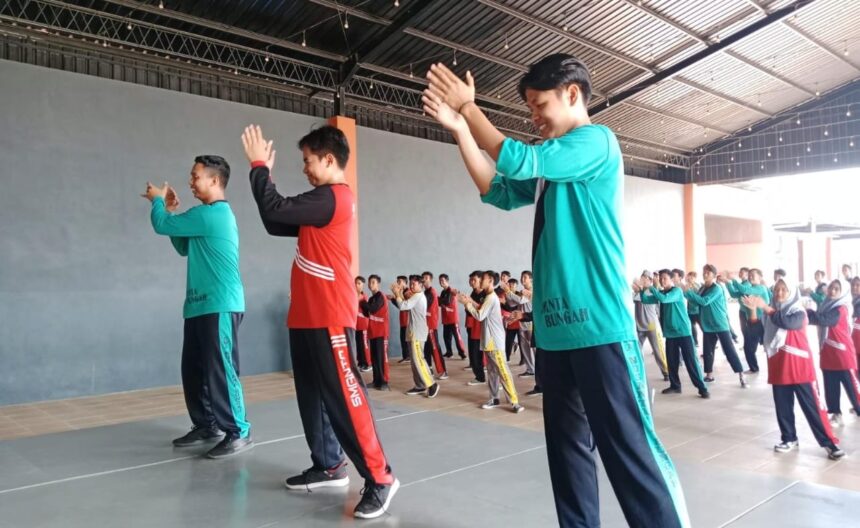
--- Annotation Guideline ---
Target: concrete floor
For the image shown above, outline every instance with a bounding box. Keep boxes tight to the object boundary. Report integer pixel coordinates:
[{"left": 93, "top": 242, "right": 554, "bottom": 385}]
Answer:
[{"left": 3, "top": 337, "right": 860, "bottom": 526}]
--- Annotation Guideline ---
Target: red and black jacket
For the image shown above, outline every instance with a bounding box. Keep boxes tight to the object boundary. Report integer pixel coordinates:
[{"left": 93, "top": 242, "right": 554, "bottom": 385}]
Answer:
[
  {"left": 356, "top": 293, "right": 369, "bottom": 331},
  {"left": 766, "top": 310, "right": 816, "bottom": 385},
  {"left": 439, "top": 287, "right": 459, "bottom": 325},
  {"left": 249, "top": 164, "right": 356, "bottom": 329},
  {"left": 363, "top": 291, "right": 390, "bottom": 339},
  {"left": 810, "top": 305, "right": 857, "bottom": 370},
  {"left": 424, "top": 286, "right": 440, "bottom": 330}
]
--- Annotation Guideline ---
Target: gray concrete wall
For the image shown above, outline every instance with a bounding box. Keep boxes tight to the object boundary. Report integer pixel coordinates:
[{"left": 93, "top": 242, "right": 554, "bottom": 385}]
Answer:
[{"left": 0, "top": 60, "right": 533, "bottom": 404}]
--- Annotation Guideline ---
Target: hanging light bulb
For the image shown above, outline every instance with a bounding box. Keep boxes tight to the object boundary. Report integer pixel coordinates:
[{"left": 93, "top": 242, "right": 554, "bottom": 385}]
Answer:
[
  {"left": 409, "top": 63, "right": 414, "bottom": 78},
  {"left": 738, "top": 141, "right": 742, "bottom": 148},
  {"left": 394, "top": 0, "right": 400, "bottom": 6},
  {"left": 264, "top": 55, "right": 270, "bottom": 63},
  {"left": 850, "top": 138, "right": 855, "bottom": 148},
  {"left": 158, "top": 0, "right": 164, "bottom": 8},
  {"left": 779, "top": 135, "right": 783, "bottom": 142},
  {"left": 301, "top": 31, "right": 306, "bottom": 47},
  {"left": 127, "top": 22, "right": 132, "bottom": 30},
  {"left": 343, "top": 13, "right": 349, "bottom": 29},
  {"left": 730, "top": 156, "right": 735, "bottom": 161},
  {"left": 796, "top": 116, "right": 801, "bottom": 125},
  {"left": 504, "top": 34, "right": 509, "bottom": 51},
  {"left": 824, "top": 128, "right": 829, "bottom": 136},
  {"left": 452, "top": 51, "right": 457, "bottom": 66},
  {"left": 834, "top": 157, "right": 839, "bottom": 163},
  {"left": 767, "top": 149, "right": 772, "bottom": 157},
  {"left": 562, "top": 23, "right": 568, "bottom": 31},
  {"left": 847, "top": 108, "right": 852, "bottom": 117},
  {"left": 760, "top": 164, "right": 765, "bottom": 170},
  {"left": 796, "top": 159, "right": 800, "bottom": 167},
  {"left": 806, "top": 144, "right": 811, "bottom": 152}
]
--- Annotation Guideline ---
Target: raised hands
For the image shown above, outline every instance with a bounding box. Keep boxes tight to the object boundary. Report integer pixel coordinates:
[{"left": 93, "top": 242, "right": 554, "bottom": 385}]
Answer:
[
  {"left": 425, "top": 63, "right": 476, "bottom": 113},
  {"left": 165, "top": 185, "right": 180, "bottom": 212},
  {"left": 241, "top": 125, "right": 276, "bottom": 170},
  {"left": 141, "top": 181, "right": 168, "bottom": 202}
]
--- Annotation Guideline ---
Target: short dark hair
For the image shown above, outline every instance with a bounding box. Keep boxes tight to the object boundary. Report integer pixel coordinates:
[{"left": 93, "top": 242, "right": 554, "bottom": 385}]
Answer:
[
  {"left": 439, "top": 273, "right": 449, "bottom": 281},
  {"left": 298, "top": 125, "right": 349, "bottom": 169},
  {"left": 422, "top": 271, "right": 433, "bottom": 279},
  {"left": 517, "top": 53, "right": 592, "bottom": 106},
  {"left": 396, "top": 275, "right": 408, "bottom": 283},
  {"left": 750, "top": 268, "right": 763, "bottom": 279},
  {"left": 843, "top": 263, "right": 852, "bottom": 271},
  {"left": 409, "top": 274, "right": 423, "bottom": 284},
  {"left": 501, "top": 270, "right": 511, "bottom": 277},
  {"left": 368, "top": 274, "right": 381, "bottom": 283},
  {"left": 774, "top": 268, "right": 787, "bottom": 278},
  {"left": 740, "top": 267, "right": 750, "bottom": 273},
  {"left": 815, "top": 270, "right": 825, "bottom": 277},
  {"left": 671, "top": 269, "right": 684, "bottom": 279},
  {"left": 482, "top": 270, "right": 499, "bottom": 283},
  {"left": 355, "top": 275, "right": 366, "bottom": 283},
  {"left": 703, "top": 264, "right": 717, "bottom": 275},
  {"left": 658, "top": 269, "right": 672, "bottom": 279},
  {"left": 469, "top": 270, "right": 481, "bottom": 279},
  {"left": 194, "top": 155, "right": 230, "bottom": 188},
  {"left": 508, "top": 278, "right": 519, "bottom": 286},
  {"left": 521, "top": 270, "right": 532, "bottom": 279}
]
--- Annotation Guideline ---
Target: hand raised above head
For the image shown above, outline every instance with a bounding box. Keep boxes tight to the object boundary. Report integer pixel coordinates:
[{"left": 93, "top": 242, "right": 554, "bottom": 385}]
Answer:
[
  {"left": 426, "top": 63, "right": 475, "bottom": 113},
  {"left": 241, "top": 125, "right": 276, "bottom": 169}
]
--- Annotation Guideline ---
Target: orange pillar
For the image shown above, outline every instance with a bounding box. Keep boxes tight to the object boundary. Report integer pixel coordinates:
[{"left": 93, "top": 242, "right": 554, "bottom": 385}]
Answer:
[
  {"left": 684, "top": 184, "right": 696, "bottom": 272},
  {"left": 327, "top": 115, "right": 359, "bottom": 278}
]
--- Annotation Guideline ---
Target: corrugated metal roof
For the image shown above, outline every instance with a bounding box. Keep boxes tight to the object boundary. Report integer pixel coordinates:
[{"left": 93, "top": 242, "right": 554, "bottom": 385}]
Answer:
[{"left": 14, "top": 0, "right": 859, "bottom": 178}]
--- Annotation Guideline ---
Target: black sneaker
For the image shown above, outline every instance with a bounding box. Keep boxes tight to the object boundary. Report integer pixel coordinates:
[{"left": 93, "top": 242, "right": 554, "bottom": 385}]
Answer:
[
  {"left": 525, "top": 388, "right": 542, "bottom": 396},
  {"left": 405, "top": 387, "right": 424, "bottom": 396},
  {"left": 699, "top": 390, "right": 711, "bottom": 399},
  {"left": 661, "top": 387, "right": 682, "bottom": 394},
  {"left": 397, "top": 358, "right": 410, "bottom": 363},
  {"left": 206, "top": 433, "right": 254, "bottom": 459},
  {"left": 519, "top": 371, "right": 535, "bottom": 378},
  {"left": 704, "top": 375, "right": 715, "bottom": 382},
  {"left": 443, "top": 353, "right": 454, "bottom": 358},
  {"left": 375, "top": 383, "right": 391, "bottom": 391},
  {"left": 285, "top": 464, "right": 350, "bottom": 490},
  {"left": 427, "top": 383, "right": 440, "bottom": 398},
  {"left": 172, "top": 426, "right": 224, "bottom": 447},
  {"left": 353, "top": 478, "right": 400, "bottom": 519}
]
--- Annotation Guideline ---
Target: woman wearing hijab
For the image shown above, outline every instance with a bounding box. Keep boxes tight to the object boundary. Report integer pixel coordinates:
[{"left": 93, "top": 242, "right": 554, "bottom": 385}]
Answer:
[
  {"left": 807, "top": 279, "right": 860, "bottom": 427},
  {"left": 743, "top": 278, "right": 845, "bottom": 460},
  {"left": 850, "top": 277, "right": 860, "bottom": 374}
]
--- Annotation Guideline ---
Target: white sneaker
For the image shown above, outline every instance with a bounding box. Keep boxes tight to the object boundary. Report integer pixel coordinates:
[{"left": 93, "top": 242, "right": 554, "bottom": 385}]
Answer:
[
  {"left": 467, "top": 379, "right": 485, "bottom": 386},
  {"left": 774, "top": 441, "right": 798, "bottom": 453},
  {"left": 826, "top": 446, "right": 847, "bottom": 460},
  {"left": 512, "top": 404, "right": 525, "bottom": 414},
  {"left": 830, "top": 413, "right": 844, "bottom": 427}
]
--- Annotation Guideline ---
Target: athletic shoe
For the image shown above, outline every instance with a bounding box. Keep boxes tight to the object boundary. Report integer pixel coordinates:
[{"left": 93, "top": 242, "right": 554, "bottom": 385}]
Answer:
[
  {"left": 661, "top": 387, "right": 682, "bottom": 394},
  {"left": 375, "top": 384, "right": 391, "bottom": 391},
  {"left": 436, "top": 372, "right": 449, "bottom": 380},
  {"left": 360, "top": 366, "right": 372, "bottom": 373},
  {"left": 397, "top": 358, "right": 410, "bottom": 363},
  {"left": 698, "top": 390, "right": 711, "bottom": 399},
  {"left": 525, "top": 388, "right": 542, "bottom": 396},
  {"left": 519, "top": 371, "right": 535, "bottom": 378},
  {"left": 462, "top": 365, "right": 472, "bottom": 370},
  {"left": 825, "top": 446, "right": 847, "bottom": 460},
  {"left": 481, "top": 398, "right": 501, "bottom": 409},
  {"left": 512, "top": 404, "right": 525, "bottom": 414},
  {"left": 744, "top": 369, "right": 758, "bottom": 374},
  {"left": 467, "top": 378, "right": 485, "bottom": 386},
  {"left": 459, "top": 355, "right": 467, "bottom": 360},
  {"left": 206, "top": 433, "right": 254, "bottom": 459},
  {"left": 354, "top": 478, "right": 400, "bottom": 519},
  {"left": 739, "top": 373, "right": 747, "bottom": 388},
  {"left": 704, "top": 375, "right": 715, "bottom": 383},
  {"left": 427, "top": 383, "right": 440, "bottom": 398},
  {"left": 405, "top": 387, "right": 424, "bottom": 396},
  {"left": 830, "top": 413, "right": 844, "bottom": 427},
  {"left": 774, "top": 441, "right": 798, "bottom": 453},
  {"left": 285, "top": 464, "right": 350, "bottom": 490},
  {"left": 443, "top": 353, "right": 453, "bottom": 358},
  {"left": 172, "top": 426, "right": 224, "bottom": 447}
]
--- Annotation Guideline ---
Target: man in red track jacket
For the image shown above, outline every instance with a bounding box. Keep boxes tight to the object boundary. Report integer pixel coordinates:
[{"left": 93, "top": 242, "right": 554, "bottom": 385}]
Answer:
[{"left": 242, "top": 124, "right": 398, "bottom": 519}]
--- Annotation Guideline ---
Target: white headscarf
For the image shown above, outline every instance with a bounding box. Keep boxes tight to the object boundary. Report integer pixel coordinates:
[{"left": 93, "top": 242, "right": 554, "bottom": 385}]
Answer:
[
  {"left": 762, "top": 277, "right": 804, "bottom": 357},
  {"left": 818, "top": 279, "right": 852, "bottom": 314}
]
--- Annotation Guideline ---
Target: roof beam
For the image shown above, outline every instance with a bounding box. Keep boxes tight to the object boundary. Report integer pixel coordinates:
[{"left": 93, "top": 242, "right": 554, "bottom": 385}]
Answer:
[
  {"left": 402, "top": 28, "right": 527, "bottom": 72},
  {"left": 99, "top": 0, "right": 346, "bottom": 62},
  {"left": 591, "top": 0, "right": 815, "bottom": 116},
  {"left": 622, "top": 101, "right": 735, "bottom": 135},
  {"left": 337, "top": 0, "right": 439, "bottom": 85},
  {"left": 741, "top": 0, "right": 860, "bottom": 73},
  {"left": 305, "top": 0, "right": 392, "bottom": 26}
]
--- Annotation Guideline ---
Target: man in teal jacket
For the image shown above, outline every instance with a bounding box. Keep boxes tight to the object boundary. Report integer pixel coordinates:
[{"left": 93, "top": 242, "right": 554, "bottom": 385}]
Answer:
[
  {"left": 142, "top": 155, "right": 252, "bottom": 459},
  {"left": 641, "top": 270, "right": 710, "bottom": 399},
  {"left": 422, "top": 54, "right": 690, "bottom": 528},
  {"left": 727, "top": 268, "right": 770, "bottom": 373},
  {"left": 685, "top": 264, "right": 746, "bottom": 387}
]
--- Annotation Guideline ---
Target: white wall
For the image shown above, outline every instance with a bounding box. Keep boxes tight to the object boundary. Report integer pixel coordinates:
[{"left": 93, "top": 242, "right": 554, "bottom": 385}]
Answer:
[{"left": 623, "top": 175, "right": 686, "bottom": 279}]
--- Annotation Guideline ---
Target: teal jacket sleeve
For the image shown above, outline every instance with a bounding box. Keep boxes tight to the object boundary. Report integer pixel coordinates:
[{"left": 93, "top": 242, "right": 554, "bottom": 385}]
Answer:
[
  {"left": 495, "top": 126, "right": 610, "bottom": 183},
  {"left": 685, "top": 287, "right": 720, "bottom": 307},
  {"left": 169, "top": 237, "right": 189, "bottom": 256},
  {"left": 648, "top": 286, "right": 681, "bottom": 303},
  {"left": 480, "top": 175, "right": 538, "bottom": 211},
  {"left": 150, "top": 198, "right": 212, "bottom": 237},
  {"left": 640, "top": 290, "right": 660, "bottom": 304}
]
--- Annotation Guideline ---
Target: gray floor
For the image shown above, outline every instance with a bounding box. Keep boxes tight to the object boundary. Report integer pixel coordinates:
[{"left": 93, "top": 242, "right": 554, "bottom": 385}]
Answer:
[{"left": 1, "top": 398, "right": 857, "bottom": 527}]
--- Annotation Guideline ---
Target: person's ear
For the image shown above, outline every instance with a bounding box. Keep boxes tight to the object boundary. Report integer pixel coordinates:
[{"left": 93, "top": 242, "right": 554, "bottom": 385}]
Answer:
[{"left": 566, "top": 84, "right": 579, "bottom": 107}]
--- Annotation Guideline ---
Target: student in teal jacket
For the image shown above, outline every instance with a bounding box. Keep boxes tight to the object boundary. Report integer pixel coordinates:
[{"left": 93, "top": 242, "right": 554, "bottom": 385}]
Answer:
[
  {"left": 422, "top": 54, "right": 691, "bottom": 528},
  {"left": 728, "top": 268, "right": 770, "bottom": 373},
  {"left": 686, "top": 265, "right": 746, "bottom": 387}
]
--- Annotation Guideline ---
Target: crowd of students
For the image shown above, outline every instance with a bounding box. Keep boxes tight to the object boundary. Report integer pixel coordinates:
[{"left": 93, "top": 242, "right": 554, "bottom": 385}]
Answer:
[
  {"left": 631, "top": 264, "right": 860, "bottom": 461},
  {"left": 354, "top": 270, "right": 536, "bottom": 413}
]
